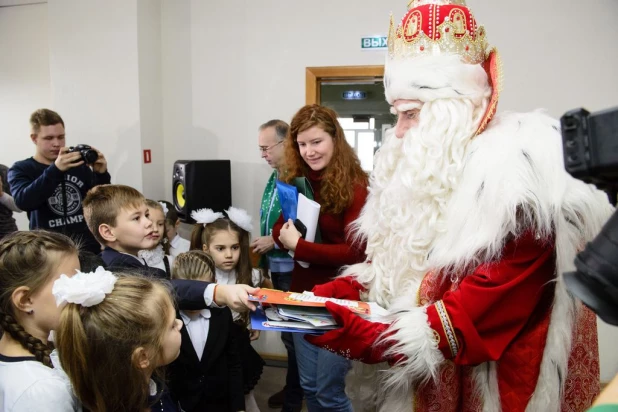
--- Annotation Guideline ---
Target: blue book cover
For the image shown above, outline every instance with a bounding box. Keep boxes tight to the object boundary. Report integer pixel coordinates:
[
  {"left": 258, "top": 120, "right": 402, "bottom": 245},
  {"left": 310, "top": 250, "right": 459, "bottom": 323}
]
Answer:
[{"left": 250, "top": 306, "right": 325, "bottom": 334}]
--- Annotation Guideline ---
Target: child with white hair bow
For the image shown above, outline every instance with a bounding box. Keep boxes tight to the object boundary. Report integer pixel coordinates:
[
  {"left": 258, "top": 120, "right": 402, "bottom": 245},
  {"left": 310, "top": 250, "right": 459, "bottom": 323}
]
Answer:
[
  {"left": 190, "top": 207, "right": 273, "bottom": 412},
  {"left": 53, "top": 266, "right": 183, "bottom": 412}
]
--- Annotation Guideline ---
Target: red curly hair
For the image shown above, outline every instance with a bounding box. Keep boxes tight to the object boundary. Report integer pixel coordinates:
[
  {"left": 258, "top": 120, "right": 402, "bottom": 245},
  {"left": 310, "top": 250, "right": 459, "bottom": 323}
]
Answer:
[{"left": 281, "top": 105, "right": 368, "bottom": 215}]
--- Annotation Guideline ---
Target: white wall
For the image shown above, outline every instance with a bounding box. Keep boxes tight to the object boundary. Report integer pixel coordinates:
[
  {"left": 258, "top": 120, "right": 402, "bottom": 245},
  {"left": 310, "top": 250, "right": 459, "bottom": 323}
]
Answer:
[
  {"left": 137, "top": 0, "right": 165, "bottom": 201},
  {"left": 177, "top": 0, "right": 407, "bottom": 227},
  {"left": 471, "top": 0, "right": 618, "bottom": 115},
  {"left": 0, "top": 3, "right": 51, "bottom": 230},
  {"left": 161, "top": 0, "right": 199, "bottom": 208},
  {"left": 47, "top": 0, "right": 144, "bottom": 192}
]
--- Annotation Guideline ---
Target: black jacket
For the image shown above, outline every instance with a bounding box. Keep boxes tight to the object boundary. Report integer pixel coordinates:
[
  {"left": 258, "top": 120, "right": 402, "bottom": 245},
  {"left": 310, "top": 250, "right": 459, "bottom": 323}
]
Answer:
[
  {"left": 100, "top": 246, "right": 212, "bottom": 311},
  {"left": 168, "top": 307, "right": 245, "bottom": 412}
]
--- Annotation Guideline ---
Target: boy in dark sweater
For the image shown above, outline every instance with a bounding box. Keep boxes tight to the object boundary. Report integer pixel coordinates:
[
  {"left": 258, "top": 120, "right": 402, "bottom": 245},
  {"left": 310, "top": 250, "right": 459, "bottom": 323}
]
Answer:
[
  {"left": 83, "top": 183, "right": 259, "bottom": 311},
  {"left": 8, "top": 109, "right": 110, "bottom": 254}
]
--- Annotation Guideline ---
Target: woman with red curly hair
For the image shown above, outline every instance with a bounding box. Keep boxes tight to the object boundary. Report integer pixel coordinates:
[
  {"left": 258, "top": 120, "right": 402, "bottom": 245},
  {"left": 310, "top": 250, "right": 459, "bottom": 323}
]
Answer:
[{"left": 273, "top": 104, "right": 368, "bottom": 412}]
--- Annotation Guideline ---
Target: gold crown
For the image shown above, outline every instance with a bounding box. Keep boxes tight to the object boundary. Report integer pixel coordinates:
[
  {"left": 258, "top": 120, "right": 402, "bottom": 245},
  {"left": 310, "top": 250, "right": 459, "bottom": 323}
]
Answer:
[{"left": 388, "top": 0, "right": 489, "bottom": 64}]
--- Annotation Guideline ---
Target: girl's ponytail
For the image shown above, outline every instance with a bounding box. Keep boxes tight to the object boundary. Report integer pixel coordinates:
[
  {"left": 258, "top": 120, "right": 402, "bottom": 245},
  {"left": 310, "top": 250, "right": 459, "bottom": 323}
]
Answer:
[
  {"left": 190, "top": 223, "right": 206, "bottom": 250},
  {"left": 57, "top": 304, "right": 98, "bottom": 408}
]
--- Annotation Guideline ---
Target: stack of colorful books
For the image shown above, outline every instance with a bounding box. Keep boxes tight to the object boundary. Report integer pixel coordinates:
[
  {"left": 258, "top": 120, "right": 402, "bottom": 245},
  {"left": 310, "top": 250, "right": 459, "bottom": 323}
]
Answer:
[{"left": 249, "top": 289, "right": 382, "bottom": 333}]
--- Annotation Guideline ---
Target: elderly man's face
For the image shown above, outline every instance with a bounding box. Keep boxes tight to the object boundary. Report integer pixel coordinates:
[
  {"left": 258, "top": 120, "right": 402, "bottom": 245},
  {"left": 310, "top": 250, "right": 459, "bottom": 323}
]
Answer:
[{"left": 392, "top": 100, "right": 422, "bottom": 139}]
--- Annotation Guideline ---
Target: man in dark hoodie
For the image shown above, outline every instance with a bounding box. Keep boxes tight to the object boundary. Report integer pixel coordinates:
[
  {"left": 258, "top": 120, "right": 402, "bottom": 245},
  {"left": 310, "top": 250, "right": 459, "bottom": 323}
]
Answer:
[{"left": 8, "top": 108, "right": 111, "bottom": 253}]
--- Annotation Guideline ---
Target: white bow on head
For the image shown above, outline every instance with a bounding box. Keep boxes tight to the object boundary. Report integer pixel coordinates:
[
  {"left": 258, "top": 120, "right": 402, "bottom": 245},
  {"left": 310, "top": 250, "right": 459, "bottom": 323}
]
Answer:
[
  {"left": 191, "top": 208, "right": 224, "bottom": 226},
  {"left": 225, "top": 207, "right": 253, "bottom": 233},
  {"left": 190, "top": 207, "right": 253, "bottom": 233},
  {"left": 52, "top": 266, "right": 117, "bottom": 308},
  {"left": 159, "top": 202, "right": 169, "bottom": 216}
]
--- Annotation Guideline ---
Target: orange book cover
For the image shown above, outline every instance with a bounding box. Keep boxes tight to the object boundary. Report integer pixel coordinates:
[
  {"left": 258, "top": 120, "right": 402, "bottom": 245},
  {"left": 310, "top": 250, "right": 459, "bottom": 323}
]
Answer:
[{"left": 248, "top": 289, "right": 371, "bottom": 315}]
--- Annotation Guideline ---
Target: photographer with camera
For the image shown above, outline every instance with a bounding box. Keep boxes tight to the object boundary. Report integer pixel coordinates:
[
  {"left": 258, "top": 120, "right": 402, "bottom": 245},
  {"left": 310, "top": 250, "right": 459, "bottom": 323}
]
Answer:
[{"left": 8, "top": 108, "right": 111, "bottom": 254}]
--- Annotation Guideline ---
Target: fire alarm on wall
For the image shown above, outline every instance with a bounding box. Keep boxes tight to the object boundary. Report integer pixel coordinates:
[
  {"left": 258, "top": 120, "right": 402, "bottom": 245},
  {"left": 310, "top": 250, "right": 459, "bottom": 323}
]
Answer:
[{"left": 143, "top": 149, "right": 152, "bottom": 164}]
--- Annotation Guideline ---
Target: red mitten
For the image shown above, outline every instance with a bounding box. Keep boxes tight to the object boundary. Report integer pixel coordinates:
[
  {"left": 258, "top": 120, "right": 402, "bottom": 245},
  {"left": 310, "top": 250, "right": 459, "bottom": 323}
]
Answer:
[
  {"left": 305, "top": 301, "right": 391, "bottom": 364},
  {"left": 311, "top": 276, "right": 366, "bottom": 301}
]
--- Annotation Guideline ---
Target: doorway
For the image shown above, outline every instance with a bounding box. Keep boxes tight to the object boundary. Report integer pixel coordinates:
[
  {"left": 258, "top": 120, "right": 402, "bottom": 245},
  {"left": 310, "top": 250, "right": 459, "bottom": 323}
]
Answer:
[{"left": 305, "top": 66, "right": 391, "bottom": 172}]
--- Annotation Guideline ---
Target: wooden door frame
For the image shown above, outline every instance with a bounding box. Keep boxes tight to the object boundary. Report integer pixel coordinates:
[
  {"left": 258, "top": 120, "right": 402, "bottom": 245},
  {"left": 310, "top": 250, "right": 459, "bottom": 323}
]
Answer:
[{"left": 305, "top": 65, "right": 384, "bottom": 105}]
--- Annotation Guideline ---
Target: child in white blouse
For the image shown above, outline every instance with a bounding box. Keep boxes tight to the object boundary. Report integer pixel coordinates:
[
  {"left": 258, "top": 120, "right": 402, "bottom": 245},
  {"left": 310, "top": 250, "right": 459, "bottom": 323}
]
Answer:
[
  {"left": 159, "top": 200, "right": 190, "bottom": 259},
  {"left": 190, "top": 207, "right": 273, "bottom": 412},
  {"left": 169, "top": 250, "right": 245, "bottom": 412},
  {"left": 0, "top": 231, "right": 81, "bottom": 412},
  {"left": 138, "top": 199, "right": 175, "bottom": 277}
]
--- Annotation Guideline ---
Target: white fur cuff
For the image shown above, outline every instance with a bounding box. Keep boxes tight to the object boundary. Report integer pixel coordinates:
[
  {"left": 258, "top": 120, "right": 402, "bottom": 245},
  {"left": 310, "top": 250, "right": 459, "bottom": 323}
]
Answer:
[{"left": 381, "top": 301, "right": 445, "bottom": 391}]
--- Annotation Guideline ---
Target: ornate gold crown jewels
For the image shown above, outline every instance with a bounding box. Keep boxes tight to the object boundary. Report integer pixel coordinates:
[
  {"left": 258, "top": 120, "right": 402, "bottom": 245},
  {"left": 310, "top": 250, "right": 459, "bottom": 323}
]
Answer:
[{"left": 388, "top": 0, "right": 489, "bottom": 64}]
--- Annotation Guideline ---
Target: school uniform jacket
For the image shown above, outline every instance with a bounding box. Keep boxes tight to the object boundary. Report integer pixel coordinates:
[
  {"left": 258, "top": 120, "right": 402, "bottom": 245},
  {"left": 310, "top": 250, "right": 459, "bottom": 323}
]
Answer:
[
  {"left": 168, "top": 307, "right": 245, "bottom": 412},
  {"left": 100, "top": 246, "right": 211, "bottom": 311}
]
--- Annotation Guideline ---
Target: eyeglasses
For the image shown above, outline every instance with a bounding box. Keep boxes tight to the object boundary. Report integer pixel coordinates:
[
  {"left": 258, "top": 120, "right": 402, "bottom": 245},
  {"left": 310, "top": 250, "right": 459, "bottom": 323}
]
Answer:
[{"left": 258, "top": 141, "right": 283, "bottom": 153}]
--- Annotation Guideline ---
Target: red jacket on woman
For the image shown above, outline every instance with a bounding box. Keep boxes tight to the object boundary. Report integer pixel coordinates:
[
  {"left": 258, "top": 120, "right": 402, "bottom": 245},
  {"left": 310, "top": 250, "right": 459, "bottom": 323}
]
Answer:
[{"left": 272, "top": 170, "right": 368, "bottom": 292}]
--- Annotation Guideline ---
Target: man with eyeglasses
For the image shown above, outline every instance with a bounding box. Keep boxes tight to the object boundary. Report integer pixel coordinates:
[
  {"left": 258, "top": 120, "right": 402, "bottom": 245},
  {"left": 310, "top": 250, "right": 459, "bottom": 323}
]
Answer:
[{"left": 251, "top": 119, "right": 303, "bottom": 412}]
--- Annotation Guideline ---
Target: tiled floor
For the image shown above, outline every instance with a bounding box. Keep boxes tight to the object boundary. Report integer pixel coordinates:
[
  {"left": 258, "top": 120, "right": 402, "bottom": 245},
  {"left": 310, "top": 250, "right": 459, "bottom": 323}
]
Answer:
[{"left": 254, "top": 365, "right": 307, "bottom": 411}]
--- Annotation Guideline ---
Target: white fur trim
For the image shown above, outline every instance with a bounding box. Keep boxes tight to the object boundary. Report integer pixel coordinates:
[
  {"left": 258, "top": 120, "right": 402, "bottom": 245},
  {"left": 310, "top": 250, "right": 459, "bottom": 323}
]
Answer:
[
  {"left": 384, "top": 54, "right": 491, "bottom": 105},
  {"left": 226, "top": 207, "right": 253, "bottom": 233},
  {"left": 380, "top": 291, "right": 445, "bottom": 392},
  {"left": 428, "top": 110, "right": 613, "bottom": 277},
  {"left": 472, "top": 362, "right": 501, "bottom": 412},
  {"left": 191, "top": 208, "right": 223, "bottom": 225}
]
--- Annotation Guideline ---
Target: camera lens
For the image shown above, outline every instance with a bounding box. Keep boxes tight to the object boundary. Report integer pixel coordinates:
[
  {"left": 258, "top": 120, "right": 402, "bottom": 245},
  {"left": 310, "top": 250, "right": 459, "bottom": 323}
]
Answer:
[{"left": 82, "top": 149, "right": 98, "bottom": 164}]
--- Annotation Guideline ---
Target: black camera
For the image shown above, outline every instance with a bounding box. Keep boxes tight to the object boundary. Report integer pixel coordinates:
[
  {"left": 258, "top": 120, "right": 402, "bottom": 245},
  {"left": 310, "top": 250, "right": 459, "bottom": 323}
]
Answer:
[
  {"left": 68, "top": 144, "right": 98, "bottom": 164},
  {"left": 561, "top": 106, "right": 618, "bottom": 325},
  {"left": 561, "top": 107, "right": 618, "bottom": 195},
  {"left": 564, "top": 212, "right": 618, "bottom": 325}
]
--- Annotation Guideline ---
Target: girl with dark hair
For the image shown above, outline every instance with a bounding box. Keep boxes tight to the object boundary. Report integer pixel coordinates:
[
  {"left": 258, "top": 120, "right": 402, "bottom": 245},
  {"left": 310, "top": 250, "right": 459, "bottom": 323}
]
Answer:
[{"left": 190, "top": 207, "right": 272, "bottom": 412}]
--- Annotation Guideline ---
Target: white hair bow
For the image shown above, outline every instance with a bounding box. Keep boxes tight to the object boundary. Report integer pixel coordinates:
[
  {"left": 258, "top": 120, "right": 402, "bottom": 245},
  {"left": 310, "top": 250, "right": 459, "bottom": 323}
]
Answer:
[
  {"left": 191, "top": 208, "right": 224, "bottom": 226},
  {"left": 190, "top": 207, "right": 253, "bottom": 233},
  {"left": 52, "top": 266, "right": 117, "bottom": 307},
  {"left": 225, "top": 207, "right": 253, "bottom": 233},
  {"left": 159, "top": 202, "right": 169, "bottom": 216}
]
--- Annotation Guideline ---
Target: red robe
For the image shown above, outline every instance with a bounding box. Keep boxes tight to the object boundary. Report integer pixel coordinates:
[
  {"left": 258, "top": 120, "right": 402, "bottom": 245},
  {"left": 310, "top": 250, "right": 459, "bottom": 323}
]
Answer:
[{"left": 410, "top": 231, "right": 599, "bottom": 411}]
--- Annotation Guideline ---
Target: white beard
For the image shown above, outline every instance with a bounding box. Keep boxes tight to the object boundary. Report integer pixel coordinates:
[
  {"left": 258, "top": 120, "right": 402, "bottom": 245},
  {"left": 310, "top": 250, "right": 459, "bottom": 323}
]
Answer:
[{"left": 350, "top": 98, "right": 486, "bottom": 308}]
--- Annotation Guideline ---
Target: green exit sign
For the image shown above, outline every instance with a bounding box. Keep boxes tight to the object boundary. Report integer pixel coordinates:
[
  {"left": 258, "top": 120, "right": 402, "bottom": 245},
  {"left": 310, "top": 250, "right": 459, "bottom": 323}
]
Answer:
[{"left": 361, "top": 36, "right": 387, "bottom": 50}]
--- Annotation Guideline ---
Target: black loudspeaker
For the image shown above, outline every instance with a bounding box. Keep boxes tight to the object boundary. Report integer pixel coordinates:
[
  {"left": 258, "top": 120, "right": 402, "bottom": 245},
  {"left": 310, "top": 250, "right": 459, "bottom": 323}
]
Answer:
[{"left": 172, "top": 160, "right": 232, "bottom": 223}]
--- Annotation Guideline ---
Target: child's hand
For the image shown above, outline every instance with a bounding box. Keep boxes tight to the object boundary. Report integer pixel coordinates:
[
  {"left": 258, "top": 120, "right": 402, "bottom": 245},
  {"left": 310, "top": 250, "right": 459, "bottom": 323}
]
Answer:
[
  {"left": 214, "top": 284, "right": 260, "bottom": 312},
  {"left": 249, "top": 329, "right": 260, "bottom": 341}
]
